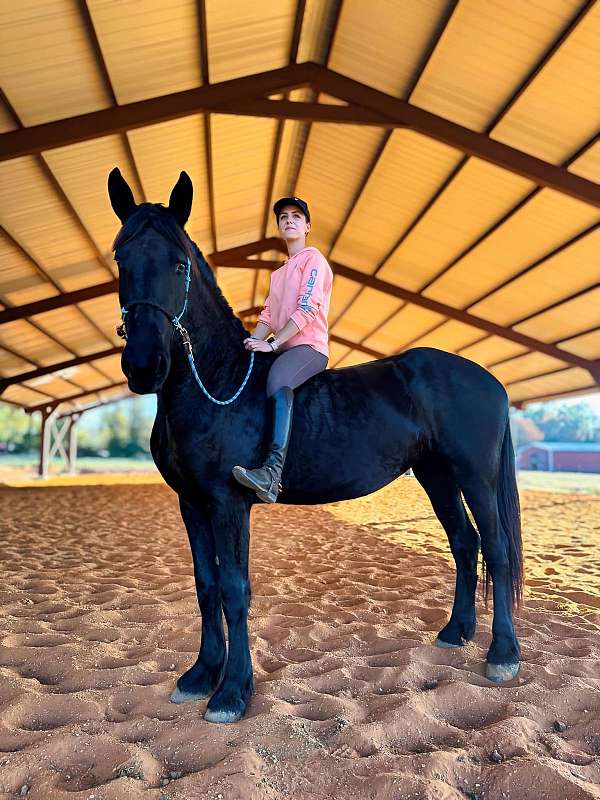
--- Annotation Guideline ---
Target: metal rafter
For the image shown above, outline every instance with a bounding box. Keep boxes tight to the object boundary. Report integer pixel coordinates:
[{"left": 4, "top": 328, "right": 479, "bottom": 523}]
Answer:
[
  {"left": 77, "top": 0, "right": 147, "bottom": 203},
  {"left": 26, "top": 381, "right": 129, "bottom": 415},
  {"left": 326, "top": 0, "right": 460, "bottom": 328},
  {"left": 0, "top": 227, "right": 113, "bottom": 384},
  {"left": 196, "top": 0, "right": 217, "bottom": 253},
  {"left": 253, "top": 0, "right": 307, "bottom": 307},
  {"left": 0, "top": 346, "right": 123, "bottom": 394}
]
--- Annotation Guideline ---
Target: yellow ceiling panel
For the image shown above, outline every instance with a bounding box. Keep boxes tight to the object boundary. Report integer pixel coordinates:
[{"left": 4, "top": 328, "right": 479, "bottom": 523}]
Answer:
[
  {"left": 0, "top": 320, "right": 73, "bottom": 366},
  {"left": 0, "top": 157, "right": 107, "bottom": 290},
  {"left": 88, "top": 0, "right": 202, "bottom": 103},
  {"left": 458, "top": 336, "right": 528, "bottom": 367},
  {"left": 43, "top": 135, "right": 143, "bottom": 259},
  {"left": 328, "top": 275, "right": 363, "bottom": 326},
  {"left": 335, "top": 349, "right": 375, "bottom": 369},
  {"left": 568, "top": 139, "right": 600, "bottom": 182},
  {"left": 25, "top": 374, "right": 82, "bottom": 398},
  {"left": 491, "top": 352, "right": 568, "bottom": 386},
  {"left": 3, "top": 384, "right": 54, "bottom": 407},
  {"left": 377, "top": 158, "right": 535, "bottom": 291},
  {"left": 509, "top": 367, "right": 595, "bottom": 403},
  {"left": 515, "top": 287, "right": 600, "bottom": 344},
  {"left": 127, "top": 115, "right": 212, "bottom": 252},
  {"left": 90, "top": 353, "right": 124, "bottom": 382},
  {"left": 206, "top": 0, "right": 296, "bottom": 83},
  {"left": 78, "top": 295, "right": 121, "bottom": 347},
  {"left": 411, "top": 0, "right": 582, "bottom": 133},
  {"left": 0, "top": 348, "right": 31, "bottom": 377},
  {"left": 363, "top": 303, "right": 444, "bottom": 353},
  {"left": 468, "top": 227, "right": 600, "bottom": 325},
  {"left": 0, "top": 231, "right": 58, "bottom": 306},
  {"left": 331, "top": 130, "right": 463, "bottom": 273},
  {"left": 492, "top": 4, "right": 600, "bottom": 163},
  {"left": 296, "top": 122, "right": 385, "bottom": 253},
  {"left": 330, "top": 0, "right": 448, "bottom": 97},
  {"left": 424, "top": 189, "right": 600, "bottom": 308},
  {"left": 253, "top": 269, "right": 274, "bottom": 308},
  {"left": 218, "top": 267, "right": 255, "bottom": 313},
  {"left": 55, "top": 362, "right": 109, "bottom": 392},
  {"left": 0, "top": 102, "right": 18, "bottom": 134},
  {"left": 211, "top": 114, "right": 279, "bottom": 252},
  {"left": 0, "top": 0, "right": 110, "bottom": 125},
  {"left": 30, "top": 307, "right": 108, "bottom": 357},
  {"left": 559, "top": 329, "right": 600, "bottom": 360},
  {"left": 331, "top": 288, "right": 403, "bottom": 344},
  {"left": 297, "top": 0, "right": 334, "bottom": 63},
  {"left": 328, "top": 340, "right": 350, "bottom": 367},
  {"left": 406, "top": 319, "right": 483, "bottom": 353}
]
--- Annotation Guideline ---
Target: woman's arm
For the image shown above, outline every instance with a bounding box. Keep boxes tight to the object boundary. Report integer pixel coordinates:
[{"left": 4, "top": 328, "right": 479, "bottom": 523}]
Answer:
[{"left": 250, "top": 321, "right": 271, "bottom": 340}]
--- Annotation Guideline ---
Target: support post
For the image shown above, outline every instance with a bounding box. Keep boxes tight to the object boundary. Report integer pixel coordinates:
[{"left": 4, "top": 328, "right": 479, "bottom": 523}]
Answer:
[
  {"left": 67, "top": 413, "right": 80, "bottom": 475},
  {"left": 38, "top": 406, "right": 57, "bottom": 479}
]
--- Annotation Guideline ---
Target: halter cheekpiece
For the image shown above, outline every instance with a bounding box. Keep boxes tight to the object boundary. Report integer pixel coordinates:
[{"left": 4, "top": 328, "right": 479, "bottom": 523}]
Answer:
[{"left": 117, "top": 256, "right": 254, "bottom": 405}]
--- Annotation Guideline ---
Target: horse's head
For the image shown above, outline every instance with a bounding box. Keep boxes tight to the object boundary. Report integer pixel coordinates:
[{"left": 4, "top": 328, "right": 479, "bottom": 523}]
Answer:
[{"left": 108, "top": 168, "right": 194, "bottom": 394}]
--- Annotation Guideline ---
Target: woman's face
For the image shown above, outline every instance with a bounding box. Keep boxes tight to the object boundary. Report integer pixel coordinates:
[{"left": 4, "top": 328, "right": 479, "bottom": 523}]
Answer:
[{"left": 278, "top": 205, "right": 310, "bottom": 243}]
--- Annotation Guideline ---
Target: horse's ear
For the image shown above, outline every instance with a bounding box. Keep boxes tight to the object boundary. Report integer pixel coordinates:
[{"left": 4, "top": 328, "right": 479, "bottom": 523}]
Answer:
[
  {"left": 108, "top": 167, "right": 137, "bottom": 223},
  {"left": 168, "top": 171, "right": 193, "bottom": 228}
]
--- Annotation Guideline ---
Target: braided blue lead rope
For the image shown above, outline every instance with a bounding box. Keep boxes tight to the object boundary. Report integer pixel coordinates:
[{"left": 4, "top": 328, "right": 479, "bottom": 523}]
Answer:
[{"left": 185, "top": 344, "right": 255, "bottom": 405}]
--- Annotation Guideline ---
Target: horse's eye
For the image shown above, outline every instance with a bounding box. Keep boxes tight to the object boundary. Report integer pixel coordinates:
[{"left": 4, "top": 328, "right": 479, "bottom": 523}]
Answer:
[{"left": 175, "top": 262, "right": 186, "bottom": 274}]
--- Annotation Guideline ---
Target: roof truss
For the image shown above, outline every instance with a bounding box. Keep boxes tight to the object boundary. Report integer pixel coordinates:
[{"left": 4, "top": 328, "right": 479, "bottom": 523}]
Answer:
[{"left": 1, "top": 63, "right": 598, "bottom": 208}]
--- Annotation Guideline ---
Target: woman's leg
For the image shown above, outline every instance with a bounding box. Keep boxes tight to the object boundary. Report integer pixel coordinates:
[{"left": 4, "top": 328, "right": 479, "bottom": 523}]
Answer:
[
  {"left": 233, "top": 346, "right": 328, "bottom": 502},
  {"left": 266, "top": 345, "right": 328, "bottom": 397}
]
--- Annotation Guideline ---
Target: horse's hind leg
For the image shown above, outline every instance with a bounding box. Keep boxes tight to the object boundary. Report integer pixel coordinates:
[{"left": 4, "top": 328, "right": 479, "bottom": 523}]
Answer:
[
  {"left": 171, "top": 497, "right": 226, "bottom": 703},
  {"left": 460, "top": 477, "right": 520, "bottom": 682},
  {"left": 413, "top": 458, "right": 479, "bottom": 646}
]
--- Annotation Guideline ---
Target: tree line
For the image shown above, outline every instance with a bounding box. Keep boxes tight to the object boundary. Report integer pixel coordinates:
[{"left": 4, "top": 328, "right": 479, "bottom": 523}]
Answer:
[{"left": 0, "top": 399, "right": 153, "bottom": 457}]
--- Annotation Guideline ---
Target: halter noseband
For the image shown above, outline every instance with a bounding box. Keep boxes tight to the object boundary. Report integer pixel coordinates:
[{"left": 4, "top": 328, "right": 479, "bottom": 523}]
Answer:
[{"left": 116, "top": 256, "right": 254, "bottom": 406}]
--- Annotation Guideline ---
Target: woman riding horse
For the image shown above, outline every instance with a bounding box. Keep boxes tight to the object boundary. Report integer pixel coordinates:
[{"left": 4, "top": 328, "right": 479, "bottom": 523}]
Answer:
[{"left": 232, "top": 197, "right": 333, "bottom": 503}]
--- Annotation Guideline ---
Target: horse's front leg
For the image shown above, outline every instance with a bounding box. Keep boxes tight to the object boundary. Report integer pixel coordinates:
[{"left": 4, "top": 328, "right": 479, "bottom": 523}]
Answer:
[
  {"left": 204, "top": 493, "right": 253, "bottom": 723},
  {"left": 171, "top": 497, "right": 226, "bottom": 703}
]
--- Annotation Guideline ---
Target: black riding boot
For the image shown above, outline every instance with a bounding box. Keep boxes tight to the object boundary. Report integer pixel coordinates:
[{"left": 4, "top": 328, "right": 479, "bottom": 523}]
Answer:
[{"left": 232, "top": 386, "right": 293, "bottom": 503}]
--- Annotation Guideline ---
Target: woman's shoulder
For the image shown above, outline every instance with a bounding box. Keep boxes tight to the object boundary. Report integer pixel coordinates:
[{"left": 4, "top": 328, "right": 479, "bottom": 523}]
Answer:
[{"left": 299, "top": 247, "right": 332, "bottom": 270}]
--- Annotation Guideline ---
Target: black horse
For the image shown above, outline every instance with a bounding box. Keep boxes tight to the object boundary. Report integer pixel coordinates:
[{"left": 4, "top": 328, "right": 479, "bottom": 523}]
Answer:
[{"left": 108, "top": 168, "right": 523, "bottom": 724}]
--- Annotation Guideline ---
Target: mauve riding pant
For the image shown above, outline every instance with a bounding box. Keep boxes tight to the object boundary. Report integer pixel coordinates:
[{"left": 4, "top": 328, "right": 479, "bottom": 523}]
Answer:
[{"left": 266, "top": 344, "right": 328, "bottom": 398}]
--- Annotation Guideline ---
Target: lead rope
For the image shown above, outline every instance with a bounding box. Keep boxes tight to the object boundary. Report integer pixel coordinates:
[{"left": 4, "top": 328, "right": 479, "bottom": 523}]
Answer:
[{"left": 118, "top": 256, "right": 254, "bottom": 406}]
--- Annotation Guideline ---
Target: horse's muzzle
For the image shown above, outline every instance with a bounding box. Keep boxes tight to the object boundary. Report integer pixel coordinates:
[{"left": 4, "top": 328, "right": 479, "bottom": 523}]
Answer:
[{"left": 122, "top": 348, "right": 170, "bottom": 394}]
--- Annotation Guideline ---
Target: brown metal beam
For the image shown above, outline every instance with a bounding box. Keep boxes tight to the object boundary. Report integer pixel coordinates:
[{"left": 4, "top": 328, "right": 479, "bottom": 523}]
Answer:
[
  {"left": 312, "top": 66, "right": 600, "bottom": 208},
  {"left": 78, "top": 0, "right": 147, "bottom": 204},
  {"left": 0, "top": 346, "right": 123, "bottom": 394},
  {"left": 0, "top": 63, "right": 319, "bottom": 160},
  {"left": 0, "top": 279, "right": 118, "bottom": 324},
  {"left": 27, "top": 381, "right": 129, "bottom": 415},
  {"left": 254, "top": 0, "right": 308, "bottom": 306}
]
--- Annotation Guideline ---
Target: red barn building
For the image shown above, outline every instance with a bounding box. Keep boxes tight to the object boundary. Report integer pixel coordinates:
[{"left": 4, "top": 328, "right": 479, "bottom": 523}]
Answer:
[{"left": 517, "top": 443, "right": 600, "bottom": 473}]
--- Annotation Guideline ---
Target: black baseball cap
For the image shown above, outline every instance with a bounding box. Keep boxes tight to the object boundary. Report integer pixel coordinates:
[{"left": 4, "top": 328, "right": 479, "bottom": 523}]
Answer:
[{"left": 273, "top": 196, "right": 310, "bottom": 222}]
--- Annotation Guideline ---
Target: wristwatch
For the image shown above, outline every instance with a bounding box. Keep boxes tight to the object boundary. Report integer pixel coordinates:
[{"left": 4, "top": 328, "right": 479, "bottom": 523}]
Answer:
[{"left": 268, "top": 337, "right": 280, "bottom": 351}]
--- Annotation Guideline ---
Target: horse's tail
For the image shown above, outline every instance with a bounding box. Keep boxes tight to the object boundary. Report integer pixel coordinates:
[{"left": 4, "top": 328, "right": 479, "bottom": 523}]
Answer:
[{"left": 485, "top": 420, "right": 523, "bottom": 608}]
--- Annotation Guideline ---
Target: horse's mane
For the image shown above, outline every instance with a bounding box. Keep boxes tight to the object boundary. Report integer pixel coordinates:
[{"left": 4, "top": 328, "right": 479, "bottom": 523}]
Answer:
[{"left": 113, "top": 204, "right": 247, "bottom": 336}]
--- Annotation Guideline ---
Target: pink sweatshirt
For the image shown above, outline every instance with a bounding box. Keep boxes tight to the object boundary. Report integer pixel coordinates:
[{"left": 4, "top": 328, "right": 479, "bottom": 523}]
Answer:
[{"left": 258, "top": 246, "right": 333, "bottom": 358}]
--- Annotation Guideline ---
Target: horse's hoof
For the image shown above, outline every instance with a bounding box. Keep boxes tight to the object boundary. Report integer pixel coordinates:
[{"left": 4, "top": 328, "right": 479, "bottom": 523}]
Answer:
[
  {"left": 170, "top": 685, "right": 209, "bottom": 704},
  {"left": 435, "top": 637, "right": 463, "bottom": 649},
  {"left": 486, "top": 662, "right": 519, "bottom": 683},
  {"left": 204, "top": 708, "right": 243, "bottom": 724}
]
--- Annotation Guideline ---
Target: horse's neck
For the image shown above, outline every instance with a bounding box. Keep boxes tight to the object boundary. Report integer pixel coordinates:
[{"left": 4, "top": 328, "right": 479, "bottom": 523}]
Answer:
[{"left": 165, "top": 270, "right": 251, "bottom": 398}]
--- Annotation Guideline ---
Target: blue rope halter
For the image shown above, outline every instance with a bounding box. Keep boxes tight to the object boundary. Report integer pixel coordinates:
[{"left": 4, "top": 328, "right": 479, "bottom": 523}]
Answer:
[{"left": 117, "top": 256, "right": 254, "bottom": 405}]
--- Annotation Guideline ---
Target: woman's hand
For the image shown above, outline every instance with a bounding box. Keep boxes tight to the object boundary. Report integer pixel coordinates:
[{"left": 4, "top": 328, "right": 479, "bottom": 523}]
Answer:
[{"left": 243, "top": 337, "right": 273, "bottom": 353}]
